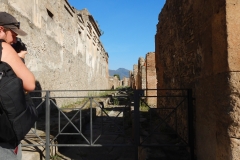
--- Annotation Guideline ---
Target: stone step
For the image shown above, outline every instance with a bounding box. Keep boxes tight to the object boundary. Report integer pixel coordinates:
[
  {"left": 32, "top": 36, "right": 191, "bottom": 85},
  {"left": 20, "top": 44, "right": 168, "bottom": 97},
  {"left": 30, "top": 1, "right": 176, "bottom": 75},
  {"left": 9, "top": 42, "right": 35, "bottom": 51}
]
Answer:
[{"left": 21, "top": 129, "right": 58, "bottom": 160}]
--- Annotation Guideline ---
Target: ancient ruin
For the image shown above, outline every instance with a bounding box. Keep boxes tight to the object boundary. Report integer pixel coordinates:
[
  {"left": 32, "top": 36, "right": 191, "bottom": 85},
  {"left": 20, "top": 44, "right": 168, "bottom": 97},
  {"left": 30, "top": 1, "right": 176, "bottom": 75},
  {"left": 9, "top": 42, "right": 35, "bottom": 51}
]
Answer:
[
  {"left": 137, "top": 57, "right": 146, "bottom": 90},
  {"left": 108, "top": 75, "right": 121, "bottom": 89},
  {"left": 155, "top": 0, "right": 240, "bottom": 159},
  {"left": 145, "top": 52, "right": 157, "bottom": 106},
  {"left": 0, "top": 0, "right": 109, "bottom": 97},
  {"left": 2, "top": 0, "right": 240, "bottom": 159},
  {"left": 131, "top": 64, "right": 138, "bottom": 89},
  {"left": 122, "top": 76, "right": 130, "bottom": 87},
  {"left": 130, "top": 53, "right": 157, "bottom": 106}
]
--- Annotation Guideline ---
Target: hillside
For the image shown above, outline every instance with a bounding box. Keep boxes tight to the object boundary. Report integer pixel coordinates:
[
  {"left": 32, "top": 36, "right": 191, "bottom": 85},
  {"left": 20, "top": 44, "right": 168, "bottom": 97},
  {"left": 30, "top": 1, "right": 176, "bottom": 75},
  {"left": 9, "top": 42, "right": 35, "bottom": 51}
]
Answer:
[{"left": 109, "top": 68, "right": 130, "bottom": 79}]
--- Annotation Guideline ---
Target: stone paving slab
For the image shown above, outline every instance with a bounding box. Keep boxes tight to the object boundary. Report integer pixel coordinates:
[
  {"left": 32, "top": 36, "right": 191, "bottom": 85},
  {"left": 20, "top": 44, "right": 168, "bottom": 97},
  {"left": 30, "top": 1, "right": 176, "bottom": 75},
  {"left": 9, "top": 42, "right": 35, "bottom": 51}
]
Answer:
[{"left": 57, "top": 105, "right": 135, "bottom": 160}]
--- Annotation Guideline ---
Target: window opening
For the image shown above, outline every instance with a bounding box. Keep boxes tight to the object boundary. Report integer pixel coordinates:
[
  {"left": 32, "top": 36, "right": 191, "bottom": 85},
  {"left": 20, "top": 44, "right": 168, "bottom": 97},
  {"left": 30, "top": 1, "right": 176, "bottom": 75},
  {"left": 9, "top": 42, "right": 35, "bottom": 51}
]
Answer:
[
  {"left": 64, "top": 5, "right": 73, "bottom": 17},
  {"left": 47, "top": 9, "right": 54, "bottom": 18}
]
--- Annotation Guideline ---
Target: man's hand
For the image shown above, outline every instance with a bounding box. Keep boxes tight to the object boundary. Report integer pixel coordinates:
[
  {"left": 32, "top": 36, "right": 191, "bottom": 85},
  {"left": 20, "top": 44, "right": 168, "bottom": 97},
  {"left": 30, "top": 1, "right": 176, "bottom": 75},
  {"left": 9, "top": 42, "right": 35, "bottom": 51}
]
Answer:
[{"left": 18, "top": 50, "right": 27, "bottom": 59}]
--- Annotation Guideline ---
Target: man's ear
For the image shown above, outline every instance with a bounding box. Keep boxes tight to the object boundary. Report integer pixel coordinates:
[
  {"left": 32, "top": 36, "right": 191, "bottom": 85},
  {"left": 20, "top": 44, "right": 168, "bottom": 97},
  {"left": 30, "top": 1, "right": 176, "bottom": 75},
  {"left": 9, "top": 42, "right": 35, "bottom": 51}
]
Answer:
[{"left": 0, "top": 26, "right": 4, "bottom": 32}]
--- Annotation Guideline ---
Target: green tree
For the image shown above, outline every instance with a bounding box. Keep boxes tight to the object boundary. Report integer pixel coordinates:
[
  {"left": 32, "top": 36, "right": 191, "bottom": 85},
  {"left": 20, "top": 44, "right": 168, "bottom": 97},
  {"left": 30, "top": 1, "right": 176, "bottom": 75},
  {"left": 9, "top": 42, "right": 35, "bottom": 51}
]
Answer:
[{"left": 113, "top": 74, "right": 120, "bottom": 80}]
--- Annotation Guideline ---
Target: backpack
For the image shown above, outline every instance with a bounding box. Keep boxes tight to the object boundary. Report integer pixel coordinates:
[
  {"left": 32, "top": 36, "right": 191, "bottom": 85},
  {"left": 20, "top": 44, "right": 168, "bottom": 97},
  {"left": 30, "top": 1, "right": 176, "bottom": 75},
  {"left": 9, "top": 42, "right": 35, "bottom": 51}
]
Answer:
[{"left": 0, "top": 40, "right": 38, "bottom": 147}]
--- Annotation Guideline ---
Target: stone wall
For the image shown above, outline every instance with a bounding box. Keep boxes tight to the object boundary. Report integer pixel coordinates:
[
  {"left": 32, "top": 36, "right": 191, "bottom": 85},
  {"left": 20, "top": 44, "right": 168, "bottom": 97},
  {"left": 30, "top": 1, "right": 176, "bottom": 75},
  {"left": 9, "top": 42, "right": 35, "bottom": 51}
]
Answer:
[
  {"left": 122, "top": 77, "right": 130, "bottom": 87},
  {"left": 156, "top": 0, "right": 240, "bottom": 159},
  {"left": 137, "top": 57, "right": 146, "bottom": 90},
  {"left": 1, "top": 0, "right": 109, "bottom": 106},
  {"left": 132, "top": 64, "right": 138, "bottom": 89},
  {"left": 129, "top": 70, "right": 134, "bottom": 88},
  {"left": 130, "top": 53, "right": 157, "bottom": 106},
  {"left": 145, "top": 52, "right": 157, "bottom": 106},
  {"left": 108, "top": 76, "right": 121, "bottom": 89}
]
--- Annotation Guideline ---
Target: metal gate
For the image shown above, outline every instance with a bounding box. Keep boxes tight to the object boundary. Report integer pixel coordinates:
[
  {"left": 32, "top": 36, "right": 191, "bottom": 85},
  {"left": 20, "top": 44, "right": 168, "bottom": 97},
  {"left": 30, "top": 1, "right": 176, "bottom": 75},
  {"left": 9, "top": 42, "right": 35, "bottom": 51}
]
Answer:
[
  {"left": 133, "top": 89, "right": 194, "bottom": 160},
  {"left": 21, "top": 89, "right": 194, "bottom": 160}
]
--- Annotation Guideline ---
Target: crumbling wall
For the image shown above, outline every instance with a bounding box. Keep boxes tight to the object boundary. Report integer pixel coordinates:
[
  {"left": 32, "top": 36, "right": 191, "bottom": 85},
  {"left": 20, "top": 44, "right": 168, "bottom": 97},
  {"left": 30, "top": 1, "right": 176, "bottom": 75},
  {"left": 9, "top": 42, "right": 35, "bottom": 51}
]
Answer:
[
  {"left": 109, "top": 76, "right": 120, "bottom": 89},
  {"left": 132, "top": 64, "right": 138, "bottom": 89},
  {"left": 137, "top": 57, "right": 146, "bottom": 90},
  {"left": 145, "top": 52, "right": 157, "bottom": 106},
  {"left": 1, "top": 0, "right": 109, "bottom": 106},
  {"left": 122, "top": 77, "right": 130, "bottom": 87},
  {"left": 156, "top": 0, "right": 240, "bottom": 159}
]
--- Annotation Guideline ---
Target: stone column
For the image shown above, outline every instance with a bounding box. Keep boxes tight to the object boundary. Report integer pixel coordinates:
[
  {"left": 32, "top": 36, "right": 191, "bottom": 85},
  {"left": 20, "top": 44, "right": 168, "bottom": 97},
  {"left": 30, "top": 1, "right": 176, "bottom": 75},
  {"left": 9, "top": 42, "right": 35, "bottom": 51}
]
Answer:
[{"left": 145, "top": 52, "right": 157, "bottom": 106}]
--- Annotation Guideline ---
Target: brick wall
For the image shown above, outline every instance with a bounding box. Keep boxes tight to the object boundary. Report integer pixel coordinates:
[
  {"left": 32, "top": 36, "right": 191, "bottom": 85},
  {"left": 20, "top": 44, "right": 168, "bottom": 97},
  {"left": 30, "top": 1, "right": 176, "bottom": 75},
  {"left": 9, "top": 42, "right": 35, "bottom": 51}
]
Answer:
[
  {"left": 137, "top": 57, "right": 146, "bottom": 90},
  {"left": 156, "top": 0, "right": 240, "bottom": 159},
  {"left": 145, "top": 52, "right": 157, "bottom": 106},
  {"left": 132, "top": 64, "right": 138, "bottom": 89}
]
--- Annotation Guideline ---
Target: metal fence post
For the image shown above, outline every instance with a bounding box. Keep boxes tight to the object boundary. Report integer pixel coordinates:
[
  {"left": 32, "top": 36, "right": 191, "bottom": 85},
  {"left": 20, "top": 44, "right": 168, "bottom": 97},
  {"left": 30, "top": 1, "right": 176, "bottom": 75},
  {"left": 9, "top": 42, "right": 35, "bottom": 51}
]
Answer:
[
  {"left": 134, "top": 90, "right": 141, "bottom": 160},
  {"left": 187, "top": 89, "right": 194, "bottom": 160},
  {"left": 90, "top": 97, "right": 93, "bottom": 145},
  {"left": 45, "top": 91, "right": 50, "bottom": 160}
]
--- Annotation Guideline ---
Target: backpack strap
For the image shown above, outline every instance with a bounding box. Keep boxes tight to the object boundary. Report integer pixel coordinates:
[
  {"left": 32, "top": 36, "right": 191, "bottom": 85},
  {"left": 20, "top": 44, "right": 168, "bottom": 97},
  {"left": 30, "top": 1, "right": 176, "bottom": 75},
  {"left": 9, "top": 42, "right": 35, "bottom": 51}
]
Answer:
[
  {"left": 0, "top": 40, "right": 2, "bottom": 61},
  {"left": 0, "top": 39, "right": 6, "bottom": 61}
]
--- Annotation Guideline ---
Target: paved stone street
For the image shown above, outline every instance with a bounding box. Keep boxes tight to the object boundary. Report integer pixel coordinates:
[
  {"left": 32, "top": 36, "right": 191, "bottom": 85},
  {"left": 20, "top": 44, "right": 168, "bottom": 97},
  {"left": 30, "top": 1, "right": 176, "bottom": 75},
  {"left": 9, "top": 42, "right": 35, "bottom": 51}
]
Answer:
[{"left": 57, "top": 104, "right": 135, "bottom": 160}]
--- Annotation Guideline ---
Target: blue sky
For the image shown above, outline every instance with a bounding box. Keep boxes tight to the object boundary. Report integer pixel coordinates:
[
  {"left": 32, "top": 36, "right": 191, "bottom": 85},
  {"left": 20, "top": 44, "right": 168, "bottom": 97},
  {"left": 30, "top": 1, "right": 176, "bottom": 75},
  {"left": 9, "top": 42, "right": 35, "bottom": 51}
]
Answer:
[{"left": 68, "top": 0, "right": 166, "bottom": 71}]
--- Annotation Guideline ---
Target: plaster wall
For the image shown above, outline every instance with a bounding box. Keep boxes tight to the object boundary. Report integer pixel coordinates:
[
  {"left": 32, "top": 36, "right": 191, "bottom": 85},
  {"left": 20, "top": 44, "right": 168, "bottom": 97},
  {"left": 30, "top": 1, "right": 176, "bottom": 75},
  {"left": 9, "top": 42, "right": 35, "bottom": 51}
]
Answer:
[{"left": 0, "top": 0, "right": 109, "bottom": 106}]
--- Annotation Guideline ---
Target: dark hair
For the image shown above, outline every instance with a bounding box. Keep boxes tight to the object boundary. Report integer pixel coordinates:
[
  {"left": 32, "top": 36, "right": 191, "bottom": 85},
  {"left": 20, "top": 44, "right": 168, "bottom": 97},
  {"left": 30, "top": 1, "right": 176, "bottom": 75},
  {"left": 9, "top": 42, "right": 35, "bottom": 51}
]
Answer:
[{"left": 3, "top": 27, "right": 10, "bottom": 31}]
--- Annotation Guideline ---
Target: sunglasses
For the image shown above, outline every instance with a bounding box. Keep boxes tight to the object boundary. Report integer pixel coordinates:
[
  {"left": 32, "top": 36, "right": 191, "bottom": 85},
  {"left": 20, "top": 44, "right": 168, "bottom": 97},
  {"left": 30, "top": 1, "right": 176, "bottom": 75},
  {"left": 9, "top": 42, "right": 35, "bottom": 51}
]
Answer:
[{"left": 3, "top": 22, "right": 20, "bottom": 29}]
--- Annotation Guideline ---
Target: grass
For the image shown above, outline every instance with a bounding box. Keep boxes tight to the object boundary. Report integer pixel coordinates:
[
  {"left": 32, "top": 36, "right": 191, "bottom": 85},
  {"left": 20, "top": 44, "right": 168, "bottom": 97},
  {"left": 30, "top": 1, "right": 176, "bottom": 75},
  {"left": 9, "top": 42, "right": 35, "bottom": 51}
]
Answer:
[
  {"left": 50, "top": 154, "right": 62, "bottom": 160},
  {"left": 113, "top": 98, "right": 119, "bottom": 105},
  {"left": 61, "top": 98, "right": 89, "bottom": 109},
  {"left": 87, "top": 90, "right": 116, "bottom": 97},
  {"left": 60, "top": 90, "right": 116, "bottom": 109},
  {"left": 140, "top": 101, "right": 150, "bottom": 112}
]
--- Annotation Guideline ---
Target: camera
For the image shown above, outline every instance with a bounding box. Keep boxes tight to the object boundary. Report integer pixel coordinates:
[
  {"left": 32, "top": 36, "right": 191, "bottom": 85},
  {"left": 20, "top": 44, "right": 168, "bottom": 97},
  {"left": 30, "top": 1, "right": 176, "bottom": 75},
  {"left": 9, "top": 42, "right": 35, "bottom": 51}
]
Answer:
[
  {"left": 11, "top": 38, "right": 27, "bottom": 63},
  {"left": 11, "top": 37, "right": 27, "bottom": 53}
]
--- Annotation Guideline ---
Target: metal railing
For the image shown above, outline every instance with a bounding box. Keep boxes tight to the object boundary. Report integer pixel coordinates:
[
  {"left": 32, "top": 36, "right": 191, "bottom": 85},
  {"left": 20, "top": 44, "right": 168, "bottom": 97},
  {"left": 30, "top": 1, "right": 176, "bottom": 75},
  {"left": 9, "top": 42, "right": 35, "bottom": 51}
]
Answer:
[
  {"left": 22, "top": 89, "right": 133, "bottom": 159},
  {"left": 21, "top": 89, "right": 194, "bottom": 160},
  {"left": 133, "top": 89, "right": 194, "bottom": 160}
]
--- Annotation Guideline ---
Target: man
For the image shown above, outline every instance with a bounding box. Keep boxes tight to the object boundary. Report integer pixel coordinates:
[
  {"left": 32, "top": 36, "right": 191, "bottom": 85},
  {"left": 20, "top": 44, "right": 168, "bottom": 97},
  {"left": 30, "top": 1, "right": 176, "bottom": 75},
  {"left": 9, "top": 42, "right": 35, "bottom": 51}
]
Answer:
[{"left": 0, "top": 11, "right": 35, "bottom": 160}]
